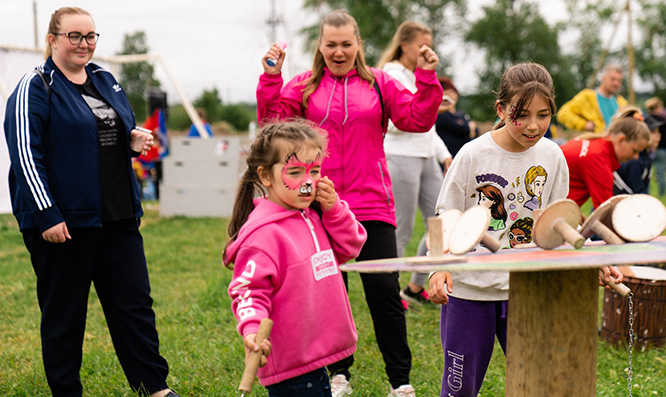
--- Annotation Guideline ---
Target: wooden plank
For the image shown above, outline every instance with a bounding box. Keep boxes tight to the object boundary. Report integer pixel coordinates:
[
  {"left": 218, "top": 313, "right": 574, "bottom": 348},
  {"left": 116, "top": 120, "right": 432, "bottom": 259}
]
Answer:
[
  {"left": 506, "top": 269, "right": 598, "bottom": 396},
  {"left": 339, "top": 236, "right": 666, "bottom": 273}
]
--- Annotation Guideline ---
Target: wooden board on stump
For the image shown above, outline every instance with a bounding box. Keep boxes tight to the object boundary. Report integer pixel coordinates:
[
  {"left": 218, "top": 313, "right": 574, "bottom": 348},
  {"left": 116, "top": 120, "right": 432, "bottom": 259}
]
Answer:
[{"left": 506, "top": 268, "right": 598, "bottom": 396}]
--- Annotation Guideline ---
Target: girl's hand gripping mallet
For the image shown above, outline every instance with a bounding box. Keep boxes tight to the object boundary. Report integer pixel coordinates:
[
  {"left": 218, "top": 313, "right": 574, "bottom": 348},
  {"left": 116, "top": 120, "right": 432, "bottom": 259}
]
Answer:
[{"left": 239, "top": 318, "right": 273, "bottom": 396}]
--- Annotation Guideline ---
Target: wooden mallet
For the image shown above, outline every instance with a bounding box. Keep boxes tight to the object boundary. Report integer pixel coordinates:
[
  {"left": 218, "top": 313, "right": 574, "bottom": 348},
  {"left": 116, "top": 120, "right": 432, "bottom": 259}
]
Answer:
[
  {"left": 239, "top": 318, "right": 273, "bottom": 396},
  {"left": 426, "top": 209, "right": 463, "bottom": 256},
  {"left": 579, "top": 195, "right": 627, "bottom": 244},
  {"left": 578, "top": 195, "right": 631, "bottom": 296},
  {"left": 448, "top": 206, "right": 501, "bottom": 255},
  {"left": 610, "top": 194, "right": 666, "bottom": 242},
  {"left": 533, "top": 199, "right": 584, "bottom": 249}
]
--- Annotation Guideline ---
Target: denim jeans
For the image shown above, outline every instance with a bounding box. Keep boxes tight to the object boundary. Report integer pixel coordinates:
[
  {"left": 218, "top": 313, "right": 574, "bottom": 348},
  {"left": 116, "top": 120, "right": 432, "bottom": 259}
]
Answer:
[{"left": 266, "top": 367, "right": 332, "bottom": 397}]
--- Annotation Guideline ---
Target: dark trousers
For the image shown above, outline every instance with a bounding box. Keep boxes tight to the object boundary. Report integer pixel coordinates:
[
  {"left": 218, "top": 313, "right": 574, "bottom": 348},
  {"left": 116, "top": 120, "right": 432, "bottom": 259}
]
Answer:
[
  {"left": 439, "top": 296, "right": 508, "bottom": 397},
  {"left": 23, "top": 219, "right": 169, "bottom": 397},
  {"left": 327, "top": 221, "right": 411, "bottom": 389},
  {"left": 266, "top": 367, "right": 332, "bottom": 396}
]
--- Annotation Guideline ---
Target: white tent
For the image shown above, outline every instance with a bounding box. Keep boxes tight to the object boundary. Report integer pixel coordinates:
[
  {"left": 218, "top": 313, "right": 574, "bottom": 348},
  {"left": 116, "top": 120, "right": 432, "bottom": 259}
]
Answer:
[{"left": 0, "top": 45, "right": 208, "bottom": 214}]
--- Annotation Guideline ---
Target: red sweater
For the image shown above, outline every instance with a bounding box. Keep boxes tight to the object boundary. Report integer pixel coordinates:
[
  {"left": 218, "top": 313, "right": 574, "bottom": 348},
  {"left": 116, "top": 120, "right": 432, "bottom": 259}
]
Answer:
[{"left": 560, "top": 138, "right": 620, "bottom": 208}]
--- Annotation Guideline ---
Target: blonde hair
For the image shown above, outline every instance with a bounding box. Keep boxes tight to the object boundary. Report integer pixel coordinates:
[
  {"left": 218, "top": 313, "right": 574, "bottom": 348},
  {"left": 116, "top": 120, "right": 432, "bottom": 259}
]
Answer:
[
  {"left": 44, "top": 7, "right": 93, "bottom": 60},
  {"left": 376, "top": 21, "right": 432, "bottom": 69},
  {"left": 577, "top": 106, "right": 650, "bottom": 142},
  {"left": 645, "top": 97, "right": 663, "bottom": 113},
  {"left": 525, "top": 166, "right": 547, "bottom": 207},
  {"left": 301, "top": 10, "right": 375, "bottom": 107},
  {"left": 494, "top": 63, "right": 556, "bottom": 130}
]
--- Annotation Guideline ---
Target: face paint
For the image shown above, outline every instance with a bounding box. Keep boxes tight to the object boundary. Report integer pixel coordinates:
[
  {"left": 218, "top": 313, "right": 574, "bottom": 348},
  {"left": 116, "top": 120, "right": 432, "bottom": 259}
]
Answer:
[
  {"left": 508, "top": 104, "right": 522, "bottom": 127},
  {"left": 281, "top": 152, "right": 322, "bottom": 193}
]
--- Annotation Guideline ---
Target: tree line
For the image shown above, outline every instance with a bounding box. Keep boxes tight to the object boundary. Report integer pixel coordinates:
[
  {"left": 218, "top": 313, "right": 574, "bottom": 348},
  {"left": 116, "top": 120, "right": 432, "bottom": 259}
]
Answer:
[{"left": 117, "top": 0, "right": 666, "bottom": 128}]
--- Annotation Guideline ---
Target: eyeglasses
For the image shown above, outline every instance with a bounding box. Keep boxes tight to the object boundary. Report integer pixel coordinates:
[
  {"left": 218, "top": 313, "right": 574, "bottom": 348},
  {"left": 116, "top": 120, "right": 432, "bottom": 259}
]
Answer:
[
  {"left": 55, "top": 32, "right": 100, "bottom": 46},
  {"left": 508, "top": 231, "right": 527, "bottom": 243}
]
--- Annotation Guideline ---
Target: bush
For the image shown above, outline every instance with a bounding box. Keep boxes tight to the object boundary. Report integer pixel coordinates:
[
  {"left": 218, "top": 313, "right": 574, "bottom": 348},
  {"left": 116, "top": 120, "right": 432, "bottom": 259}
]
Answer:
[{"left": 166, "top": 104, "right": 191, "bottom": 131}]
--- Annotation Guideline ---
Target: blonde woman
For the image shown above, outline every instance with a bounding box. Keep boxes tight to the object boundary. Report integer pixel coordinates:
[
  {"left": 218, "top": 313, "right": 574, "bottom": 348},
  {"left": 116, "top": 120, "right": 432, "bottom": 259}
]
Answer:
[
  {"left": 257, "top": 10, "right": 442, "bottom": 397},
  {"left": 376, "top": 21, "right": 452, "bottom": 309}
]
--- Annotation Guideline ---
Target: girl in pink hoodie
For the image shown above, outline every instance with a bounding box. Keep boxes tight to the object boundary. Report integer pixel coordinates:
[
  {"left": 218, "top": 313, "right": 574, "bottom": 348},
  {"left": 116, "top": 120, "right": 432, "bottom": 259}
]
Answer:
[
  {"left": 225, "top": 120, "right": 367, "bottom": 396},
  {"left": 257, "top": 10, "right": 442, "bottom": 397}
]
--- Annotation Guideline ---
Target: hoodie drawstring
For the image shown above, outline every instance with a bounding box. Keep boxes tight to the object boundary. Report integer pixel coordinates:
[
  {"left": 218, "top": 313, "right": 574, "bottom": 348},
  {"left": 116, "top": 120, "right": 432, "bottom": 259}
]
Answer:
[
  {"left": 342, "top": 77, "right": 349, "bottom": 125},
  {"left": 319, "top": 78, "right": 337, "bottom": 126},
  {"left": 319, "top": 76, "right": 350, "bottom": 126}
]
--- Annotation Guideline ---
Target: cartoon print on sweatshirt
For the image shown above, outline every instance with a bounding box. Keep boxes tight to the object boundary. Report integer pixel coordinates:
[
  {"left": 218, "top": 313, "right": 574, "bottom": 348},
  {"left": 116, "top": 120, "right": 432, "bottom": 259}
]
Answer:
[
  {"left": 524, "top": 165, "right": 548, "bottom": 211},
  {"left": 281, "top": 152, "right": 322, "bottom": 194},
  {"left": 507, "top": 217, "right": 533, "bottom": 248},
  {"left": 476, "top": 184, "right": 507, "bottom": 231}
]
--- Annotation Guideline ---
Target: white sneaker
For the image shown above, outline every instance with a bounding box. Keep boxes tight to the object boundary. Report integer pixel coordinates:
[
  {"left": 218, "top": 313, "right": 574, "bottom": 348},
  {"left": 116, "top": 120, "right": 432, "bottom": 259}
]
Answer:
[
  {"left": 331, "top": 374, "right": 352, "bottom": 397},
  {"left": 388, "top": 384, "right": 416, "bottom": 397}
]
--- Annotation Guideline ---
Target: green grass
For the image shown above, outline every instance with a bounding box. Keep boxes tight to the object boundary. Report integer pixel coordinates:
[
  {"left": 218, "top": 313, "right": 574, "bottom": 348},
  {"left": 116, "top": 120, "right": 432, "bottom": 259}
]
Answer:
[{"left": 1, "top": 202, "right": 665, "bottom": 396}]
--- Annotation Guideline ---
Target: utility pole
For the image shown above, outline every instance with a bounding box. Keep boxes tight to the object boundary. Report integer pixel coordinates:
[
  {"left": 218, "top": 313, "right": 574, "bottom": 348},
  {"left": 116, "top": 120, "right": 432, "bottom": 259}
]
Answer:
[
  {"left": 33, "top": 0, "right": 39, "bottom": 48},
  {"left": 266, "top": 0, "right": 282, "bottom": 44},
  {"left": 626, "top": 0, "right": 635, "bottom": 104}
]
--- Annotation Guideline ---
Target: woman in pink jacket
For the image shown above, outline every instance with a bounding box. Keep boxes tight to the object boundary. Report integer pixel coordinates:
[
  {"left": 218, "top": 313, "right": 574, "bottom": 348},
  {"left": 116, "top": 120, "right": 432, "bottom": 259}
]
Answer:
[{"left": 257, "top": 10, "right": 442, "bottom": 397}]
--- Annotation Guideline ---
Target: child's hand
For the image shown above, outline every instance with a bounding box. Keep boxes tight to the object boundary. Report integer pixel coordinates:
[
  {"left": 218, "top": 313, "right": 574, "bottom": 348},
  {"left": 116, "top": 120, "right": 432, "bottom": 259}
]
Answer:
[
  {"left": 315, "top": 176, "right": 338, "bottom": 211},
  {"left": 599, "top": 265, "right": 623, "bottom": 288},
  {"left": 428, "top": 271, "right": 453, "bottom": 305},
  {"left": 243, "top": 333, "right": 272, "bottom": 367}
]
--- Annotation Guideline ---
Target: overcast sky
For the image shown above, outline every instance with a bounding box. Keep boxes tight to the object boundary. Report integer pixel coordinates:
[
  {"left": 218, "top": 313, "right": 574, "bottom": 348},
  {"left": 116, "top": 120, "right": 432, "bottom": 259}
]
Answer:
[
  {"left": 1, "top": 0, "right": 317, "bottom": 104},
  {"left": 2, "top": 0, "right": 625, "bottom": 107}
]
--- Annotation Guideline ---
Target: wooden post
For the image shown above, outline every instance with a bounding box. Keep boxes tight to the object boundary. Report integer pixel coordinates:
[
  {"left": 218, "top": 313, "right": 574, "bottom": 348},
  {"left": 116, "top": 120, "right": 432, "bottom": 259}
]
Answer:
[{"left": 506, "top": 269, "right": 598, "bottom": 396}]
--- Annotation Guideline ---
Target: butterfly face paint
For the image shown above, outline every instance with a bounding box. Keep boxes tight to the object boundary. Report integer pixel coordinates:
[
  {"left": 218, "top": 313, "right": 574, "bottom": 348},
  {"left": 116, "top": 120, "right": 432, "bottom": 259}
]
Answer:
[{"left": 508, "top": 104, "right": 522, "bottom": 127}]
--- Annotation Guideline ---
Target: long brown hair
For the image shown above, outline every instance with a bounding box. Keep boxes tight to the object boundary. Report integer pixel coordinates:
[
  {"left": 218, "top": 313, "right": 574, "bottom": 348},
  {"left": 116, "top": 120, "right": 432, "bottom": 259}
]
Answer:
[
  {"left": 494, "top": 63, "right": 556, "bottom": 130},
  {"left": 45, "top": 7, "right": 93, "bottom": 60},
  {"left": 223, "top": 120, "right": 327, "bottom": 268},
  {"left": 376, "top": 20, "right": 432, "bottom": 69},
  {"left": 301, "top": 10, "right": 375, "bottom": 107}
]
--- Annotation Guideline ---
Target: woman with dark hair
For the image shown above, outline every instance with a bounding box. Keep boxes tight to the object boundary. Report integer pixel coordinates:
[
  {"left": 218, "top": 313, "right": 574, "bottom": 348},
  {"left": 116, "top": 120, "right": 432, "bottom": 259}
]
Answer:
[{"left": 435, "top": 77, "right": 479, "bottom": 158}]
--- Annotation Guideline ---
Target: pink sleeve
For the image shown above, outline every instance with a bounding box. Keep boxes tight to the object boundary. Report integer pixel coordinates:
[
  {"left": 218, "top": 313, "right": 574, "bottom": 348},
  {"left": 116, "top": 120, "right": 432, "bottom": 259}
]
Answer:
[
  {"left": 228, "top": 248, "right": 276, "bottom": 337},
  {"left": 321, "top": 199, "right": 368, "bottom": 264},
  {"left": 380, "top": 68, "right": 443, "bottom": 133},
  {"left": 256, "top": 72, "right": 305, "bottom": 126}
]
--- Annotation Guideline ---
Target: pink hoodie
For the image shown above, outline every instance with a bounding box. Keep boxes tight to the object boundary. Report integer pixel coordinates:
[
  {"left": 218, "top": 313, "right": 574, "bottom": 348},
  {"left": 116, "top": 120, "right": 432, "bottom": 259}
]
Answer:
[
  {"left": 226, "top": 197, "right": 367, "bottom": 386},
  {"left": 257, "top": 67, "right": 443, "bottom": 227}
]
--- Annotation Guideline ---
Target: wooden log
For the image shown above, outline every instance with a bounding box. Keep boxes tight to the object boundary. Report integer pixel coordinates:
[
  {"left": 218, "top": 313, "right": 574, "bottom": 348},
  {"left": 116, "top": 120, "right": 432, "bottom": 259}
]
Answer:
[{"left": 506, "top": 269, "right": 598, "bottom": 396}]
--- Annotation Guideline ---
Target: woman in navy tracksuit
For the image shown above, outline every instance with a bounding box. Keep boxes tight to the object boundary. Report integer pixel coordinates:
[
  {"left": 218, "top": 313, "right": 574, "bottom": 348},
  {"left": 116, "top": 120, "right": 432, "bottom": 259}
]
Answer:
[{"left": 3, "top": 7, "right": 178, "bottom": 397}]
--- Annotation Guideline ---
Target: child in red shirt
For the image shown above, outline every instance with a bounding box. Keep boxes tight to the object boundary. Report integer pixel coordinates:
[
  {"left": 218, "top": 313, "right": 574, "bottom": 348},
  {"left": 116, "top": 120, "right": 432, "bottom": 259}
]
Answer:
[{"left": 561, "top": 106, "right": 650, "bottom": 208}]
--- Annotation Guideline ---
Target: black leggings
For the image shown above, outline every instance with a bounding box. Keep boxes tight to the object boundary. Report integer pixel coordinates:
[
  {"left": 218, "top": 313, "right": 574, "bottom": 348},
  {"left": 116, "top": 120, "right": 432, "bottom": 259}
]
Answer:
[{"left": 328, "top": 221, "right": 411, "bottom": 389}]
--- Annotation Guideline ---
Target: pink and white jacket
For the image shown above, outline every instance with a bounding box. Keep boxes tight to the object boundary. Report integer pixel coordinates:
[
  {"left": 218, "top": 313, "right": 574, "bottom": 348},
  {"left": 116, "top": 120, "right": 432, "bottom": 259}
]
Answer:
[
  {"left": 225, "top": 197, "right": 367, "bottom": 386},
  {"left": 257, "top": 67, "right": 443, "bottom": 227}
]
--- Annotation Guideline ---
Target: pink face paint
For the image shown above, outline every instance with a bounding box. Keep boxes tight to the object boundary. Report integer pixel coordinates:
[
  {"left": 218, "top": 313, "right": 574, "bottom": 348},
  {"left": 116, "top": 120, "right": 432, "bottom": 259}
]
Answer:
[
  {"left": 508, "top": 104, "right": 521, "bottom": 126},
  {"left": 280, "top": 152, "right": 322, "bottom": 194}
]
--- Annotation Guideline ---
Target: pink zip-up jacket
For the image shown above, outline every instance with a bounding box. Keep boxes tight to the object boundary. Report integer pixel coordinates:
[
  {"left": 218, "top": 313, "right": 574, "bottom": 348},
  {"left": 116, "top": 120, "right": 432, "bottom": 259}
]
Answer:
[
  {"left": 225, "top": 197, "right": 367, "bottom": 386},
  {"left": 257, "top": 67, "right": 443, "bottom": 227}
]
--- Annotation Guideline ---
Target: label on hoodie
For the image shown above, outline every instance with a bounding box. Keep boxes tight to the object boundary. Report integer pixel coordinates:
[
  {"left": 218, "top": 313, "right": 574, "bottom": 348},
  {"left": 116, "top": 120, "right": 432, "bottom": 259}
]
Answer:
[{"left": 311, "top": 248, "right": 338, "bottom": 281}]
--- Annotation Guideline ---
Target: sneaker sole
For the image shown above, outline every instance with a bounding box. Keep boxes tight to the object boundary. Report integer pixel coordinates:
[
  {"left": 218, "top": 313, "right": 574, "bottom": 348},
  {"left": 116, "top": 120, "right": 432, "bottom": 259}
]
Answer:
[{"left": 399, "top": 290, "right": 423, "bottom": 306}]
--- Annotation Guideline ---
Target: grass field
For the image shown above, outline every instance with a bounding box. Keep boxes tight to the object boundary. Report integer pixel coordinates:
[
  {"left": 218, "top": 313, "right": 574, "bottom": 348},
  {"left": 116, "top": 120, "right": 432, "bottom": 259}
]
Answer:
[{"left": 0, "top": 202, "right": 665, "bottom": 396}]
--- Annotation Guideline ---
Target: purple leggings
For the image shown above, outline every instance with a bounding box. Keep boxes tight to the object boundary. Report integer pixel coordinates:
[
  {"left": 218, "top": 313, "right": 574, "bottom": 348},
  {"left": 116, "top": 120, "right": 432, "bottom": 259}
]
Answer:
[{"left": 439, "top": 296, "right": 507, "bottom": 397}]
